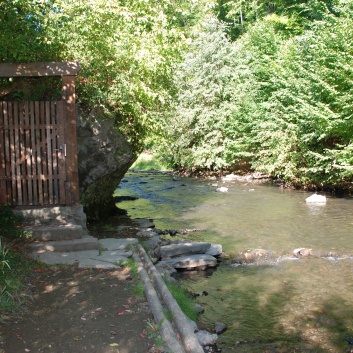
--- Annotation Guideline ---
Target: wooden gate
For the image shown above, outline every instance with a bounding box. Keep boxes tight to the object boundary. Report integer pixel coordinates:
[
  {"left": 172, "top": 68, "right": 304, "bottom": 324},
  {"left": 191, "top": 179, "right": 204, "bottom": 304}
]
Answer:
[
  {"left": 0, "top": 62, "right": 81, "bottom": 207},
  {"left": 0, "top": 101, "right": 66, "bottom": 206}
]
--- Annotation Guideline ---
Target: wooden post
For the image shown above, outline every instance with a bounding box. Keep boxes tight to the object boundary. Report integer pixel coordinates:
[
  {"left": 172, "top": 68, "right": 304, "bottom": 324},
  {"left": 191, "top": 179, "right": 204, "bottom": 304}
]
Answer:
[{"left": 62, "top": 75, "right": 79, "bottom": 206}]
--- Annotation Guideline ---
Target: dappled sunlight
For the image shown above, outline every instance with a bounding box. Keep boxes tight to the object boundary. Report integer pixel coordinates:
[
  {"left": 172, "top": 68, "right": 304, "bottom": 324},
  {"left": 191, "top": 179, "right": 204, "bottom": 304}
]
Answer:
[
  {"left": 2, "top": 267, "right": 155, "bottom": 353},
  {"left": 177, "top": 257, "right": 353, "bottom": 352}
]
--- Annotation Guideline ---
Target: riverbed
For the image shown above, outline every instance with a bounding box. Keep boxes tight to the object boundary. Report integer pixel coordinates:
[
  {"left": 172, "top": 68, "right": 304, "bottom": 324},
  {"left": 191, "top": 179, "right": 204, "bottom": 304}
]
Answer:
[{"left": 114, "top": 171, "right": 353, "bottom": 353}]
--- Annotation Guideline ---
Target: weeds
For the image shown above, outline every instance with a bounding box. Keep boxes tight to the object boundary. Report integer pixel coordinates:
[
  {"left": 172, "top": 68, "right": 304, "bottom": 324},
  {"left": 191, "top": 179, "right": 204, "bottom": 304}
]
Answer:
[
  {"left": 0, "top": 243, "right": 36, "bottom": 314},
  {"left": 103, "top": 224, "right": 115, "bottom": 231},
  {"left": 146, "top": 319, "right": 165, "bottom": 348},
  {"left": 116, "top": 256, "right": 145, "bottom": 297},
  {"left": 0, "top": 239, "right": 10, "bottom": 274},
  {"left": 133, "top": 282, "right": 145, "bottom": 298},
  {"left": 117, "top": 257, "right": 138, "bottom": 278},
  {"left": 0, "top": 205, "right": 36, "bottom": 314}
]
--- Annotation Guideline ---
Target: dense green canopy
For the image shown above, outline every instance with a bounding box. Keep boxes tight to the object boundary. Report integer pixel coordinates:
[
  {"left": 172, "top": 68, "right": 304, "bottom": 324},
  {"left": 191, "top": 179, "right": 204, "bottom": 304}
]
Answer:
[
  {"left": 160, "top": 0, "right": 353, "bottom": 188},
  {"left": 0, "top": 0, "right": 194, "bottom": 149},
  {"left": 1, "top": 0, "right": 353, "bottom": 189}
]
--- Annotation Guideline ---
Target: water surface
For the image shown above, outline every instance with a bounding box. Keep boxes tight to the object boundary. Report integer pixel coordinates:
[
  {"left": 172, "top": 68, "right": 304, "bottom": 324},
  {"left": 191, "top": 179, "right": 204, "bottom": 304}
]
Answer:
[{"left": 115, "top": 172, "right": 353, "bottom": 352}]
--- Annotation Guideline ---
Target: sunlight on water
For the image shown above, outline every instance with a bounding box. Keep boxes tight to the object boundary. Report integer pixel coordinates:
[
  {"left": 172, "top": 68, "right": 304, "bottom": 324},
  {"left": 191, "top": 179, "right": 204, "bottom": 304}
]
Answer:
[{"left": 115, "top": 172, "right": 353, "bottom": 352}]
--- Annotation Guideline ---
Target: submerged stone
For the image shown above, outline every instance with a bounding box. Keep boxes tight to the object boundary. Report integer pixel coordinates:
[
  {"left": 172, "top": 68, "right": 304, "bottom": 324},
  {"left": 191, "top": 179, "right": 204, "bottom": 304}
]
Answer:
[
  {"left": 216, "top": 187, "right": 228, "bottom": 193},
  {"left": 214, "top": 322, "right": 227, "bottom": 334},
  {"left": 305, "top": 193, "right": 327, "bottom": 204}
]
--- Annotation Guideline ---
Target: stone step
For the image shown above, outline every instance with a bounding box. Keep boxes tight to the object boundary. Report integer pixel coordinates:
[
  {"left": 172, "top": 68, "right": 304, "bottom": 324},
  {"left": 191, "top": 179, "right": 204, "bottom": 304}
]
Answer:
[
  {"left": 28, "top": 238, "right": 136, "bottom": 268},
  {"left": 28, "top": 236, "right": 99, "bottom": 253},
  {"left": 27, "top": 223, "right": 85, "bottom": 241}
]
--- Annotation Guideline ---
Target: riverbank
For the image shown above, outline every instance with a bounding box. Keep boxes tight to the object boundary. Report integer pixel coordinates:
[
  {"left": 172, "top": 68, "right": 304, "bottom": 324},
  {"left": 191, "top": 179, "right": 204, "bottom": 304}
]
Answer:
[
  {"left": 170, "top": 166, "right": 353, "bottom": 197},
  {"left": 0, "top": 208, "right": 220, "bottom": 353}
]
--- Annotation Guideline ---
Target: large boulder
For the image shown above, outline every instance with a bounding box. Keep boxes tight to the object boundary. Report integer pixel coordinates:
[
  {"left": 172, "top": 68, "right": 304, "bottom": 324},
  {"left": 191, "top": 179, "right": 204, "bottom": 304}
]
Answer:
[
  {"left": 159, "top": 254, "right": 218, "bottom": 270},
  {"left": 77, "top": 108, "right": 138, "bottom": 220}
]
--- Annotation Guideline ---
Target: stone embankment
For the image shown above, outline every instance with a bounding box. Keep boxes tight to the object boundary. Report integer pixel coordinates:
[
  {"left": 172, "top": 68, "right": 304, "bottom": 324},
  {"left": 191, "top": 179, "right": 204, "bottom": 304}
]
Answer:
[{"left": 138, "top": 225, "right": 224, "bottom": 352}]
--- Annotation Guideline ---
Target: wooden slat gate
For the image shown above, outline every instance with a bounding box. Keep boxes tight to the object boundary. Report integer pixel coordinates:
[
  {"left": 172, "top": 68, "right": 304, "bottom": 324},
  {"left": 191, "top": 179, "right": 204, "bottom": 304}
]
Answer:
[
  {"left": 0, "top": 62, "right": 81, "bottom": 207},
  {"left": 0, "top": 101, "right": 66, "bottom": 206}
]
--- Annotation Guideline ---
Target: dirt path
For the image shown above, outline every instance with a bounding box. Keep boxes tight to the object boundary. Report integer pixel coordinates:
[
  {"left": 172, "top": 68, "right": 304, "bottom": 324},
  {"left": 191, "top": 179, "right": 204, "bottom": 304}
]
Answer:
[{"left": 0, "top": 265, "right": 161, "bottom": 353}]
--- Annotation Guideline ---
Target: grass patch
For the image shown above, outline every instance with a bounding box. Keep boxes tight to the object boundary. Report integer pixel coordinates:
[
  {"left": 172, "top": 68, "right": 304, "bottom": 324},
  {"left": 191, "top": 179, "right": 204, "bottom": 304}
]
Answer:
[
  {"left": 146, "top": 320, "right": 165, "bottom": 348},
  {"left": 130, "top": 152, "right": 169, "bottom": 171},
  {"left": 133, "top": 282, "right": 145, "bottom": 298},
  {"left": 0, "top": 205, "right": 37, "bottom": 315},
  {"left": 117, "top": 257, "right": 145, "bottom": 298},
  {"left": 165, "top": 282, "right": 198, "bottom": 322},
  {"left": 0, "top": 242, "right": 39, "bottom": 315}
]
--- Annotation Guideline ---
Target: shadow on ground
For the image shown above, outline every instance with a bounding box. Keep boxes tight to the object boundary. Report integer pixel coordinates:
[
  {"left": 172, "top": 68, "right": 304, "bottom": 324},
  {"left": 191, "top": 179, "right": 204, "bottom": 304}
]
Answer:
[{"left": 0, "top": 265, "right": 160, "bottom": 353}]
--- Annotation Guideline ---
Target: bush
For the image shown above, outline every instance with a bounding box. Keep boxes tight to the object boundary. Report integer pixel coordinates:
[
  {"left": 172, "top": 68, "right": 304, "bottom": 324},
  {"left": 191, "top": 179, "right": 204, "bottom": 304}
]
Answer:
[{"left": 0, "top": 206, "right": 34, "bottom": 313}]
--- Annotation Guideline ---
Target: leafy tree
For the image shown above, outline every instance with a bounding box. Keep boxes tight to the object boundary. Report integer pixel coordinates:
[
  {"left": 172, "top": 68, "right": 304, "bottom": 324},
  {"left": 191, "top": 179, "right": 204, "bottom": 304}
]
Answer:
[
  {"left": 161, "top": 0, "right": 353, "bottom": 190},
  {"left": 0, "top": 0, "right": 60, "bottom": 62},
  {"left": 0, "top": 0, "right": 197, "bottom": 150},
  {"left": 214, "top": 0, "right": 343, "bottom": 39}
]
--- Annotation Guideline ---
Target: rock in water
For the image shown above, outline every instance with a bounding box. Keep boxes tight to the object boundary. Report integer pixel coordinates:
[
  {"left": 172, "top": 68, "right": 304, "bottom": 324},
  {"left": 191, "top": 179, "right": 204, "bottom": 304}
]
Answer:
[
  {"left": 293, "top": 248, "right": 313, "bottom": 257},
  {"left": 195, "top": 330, "right": 218, "bottom": 346},
  {"left": 305, "top": 194, "right": 327, "bottom": 204},
  {"left": 214, "top": 322, "right": 227, "bottom": 334},
  {"left": 158, "top": 254, "right": 218, "bottom": 270},
  {"left": 160, "top": 242, "right": 211, "bottom": 259},
  {"left": 216, "top": 187, "right": 228, "bottom": 193}
]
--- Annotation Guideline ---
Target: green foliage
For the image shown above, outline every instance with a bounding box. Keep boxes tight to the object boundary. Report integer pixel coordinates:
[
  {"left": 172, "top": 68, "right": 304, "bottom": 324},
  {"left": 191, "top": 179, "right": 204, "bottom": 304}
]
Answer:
[
  {"left": 250, "top": 12, "right": 353, "bottom": 186},
  {"left": 133, "top": 282, "right": 145, "bottom": 298},
  {"left": 215, "top": 0, "right": 344, "bottom": 39},
  {"left": 0, "top": 0, "right": 61, "bottom": 62},
  {"left": 161, "top": 18, "right": 240, "bottom": 171},
  {"left": 158, "top": 0, "right": 353, "bottom": 189},
  {"left": 0, "top": 206, "right": 29, "bottom": 241},
  {"left": 2, "top": 0, "right": 353, "bottom": 189},
  {"left": 0, "top": 0, "right": 201, "bottom": 151},
  {"left": 118, "top": 257, "right": 139, "bottom": 279},
  {"left": 130, "top": 152, "right": 169, "bottom": 171},
  {"left": 0, "top": 210, "right": 37, "bottom": 313},
  {"left": 0, "top": 243, "right": 38, "bottom": 313}
]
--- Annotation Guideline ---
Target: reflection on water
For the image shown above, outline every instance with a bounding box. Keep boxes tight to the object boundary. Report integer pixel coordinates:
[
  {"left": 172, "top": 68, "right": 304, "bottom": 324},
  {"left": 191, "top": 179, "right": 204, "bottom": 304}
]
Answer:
[{"left": 115, "top": 172, "right": 353, "bottom": 352}]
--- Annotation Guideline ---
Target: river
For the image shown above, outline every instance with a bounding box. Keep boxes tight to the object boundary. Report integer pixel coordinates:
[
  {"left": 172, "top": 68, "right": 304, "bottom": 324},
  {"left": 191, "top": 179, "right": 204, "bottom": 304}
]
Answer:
[{"left": 114, "top": 171, "right": 353, "bottom": 353}]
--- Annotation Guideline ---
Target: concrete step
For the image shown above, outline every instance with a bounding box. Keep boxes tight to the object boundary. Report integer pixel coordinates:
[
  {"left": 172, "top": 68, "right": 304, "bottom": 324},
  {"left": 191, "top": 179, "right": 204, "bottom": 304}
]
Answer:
[
  {"left": 28, "top": 236, "right": 99, "bottom": 253},
  {"left": 28, "top": 238, "right": 137, "bottom": 268},
  {"left": 27, "top": 223, "right": 85, "bottom": 241}
]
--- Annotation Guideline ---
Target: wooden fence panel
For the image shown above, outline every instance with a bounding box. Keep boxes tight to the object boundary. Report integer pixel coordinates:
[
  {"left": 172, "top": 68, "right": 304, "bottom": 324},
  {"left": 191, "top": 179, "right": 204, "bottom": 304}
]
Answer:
[{"left": 0, "top": 101, "right": 66, "bottom": 206}]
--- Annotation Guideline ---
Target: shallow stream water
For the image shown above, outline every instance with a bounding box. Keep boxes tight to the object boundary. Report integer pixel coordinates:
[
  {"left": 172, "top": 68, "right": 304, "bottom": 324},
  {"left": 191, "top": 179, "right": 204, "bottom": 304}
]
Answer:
[{"left": 114, "top": 171, "right": 353, "bottom": 353}]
